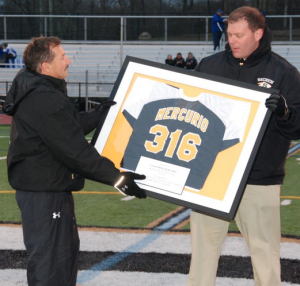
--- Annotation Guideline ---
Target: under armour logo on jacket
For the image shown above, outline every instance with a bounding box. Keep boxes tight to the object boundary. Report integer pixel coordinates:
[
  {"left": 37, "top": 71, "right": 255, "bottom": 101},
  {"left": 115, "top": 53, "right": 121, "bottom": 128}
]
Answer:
[
  {"left": 53, "top": 212, "right": 61, "bottom": 219},
  {"left": 121, "top": 185, "right": 128, "bottom": 192}
]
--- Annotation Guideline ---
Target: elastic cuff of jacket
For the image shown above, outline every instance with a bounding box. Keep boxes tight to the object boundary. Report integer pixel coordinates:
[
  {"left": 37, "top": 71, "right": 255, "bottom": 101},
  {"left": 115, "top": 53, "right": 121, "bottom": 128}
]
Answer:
[
  {"left": 114, "top": 176, "right": 127, "bottom": 196},
  {"left": 86, "top": 109, "right": 102, "bottom": 121}
]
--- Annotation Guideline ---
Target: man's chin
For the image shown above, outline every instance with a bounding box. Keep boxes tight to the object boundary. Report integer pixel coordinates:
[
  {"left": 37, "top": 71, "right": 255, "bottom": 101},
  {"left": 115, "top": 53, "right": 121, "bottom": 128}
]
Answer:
[{"left": 232, "top": 51, "right": 242, "bottom": 59}]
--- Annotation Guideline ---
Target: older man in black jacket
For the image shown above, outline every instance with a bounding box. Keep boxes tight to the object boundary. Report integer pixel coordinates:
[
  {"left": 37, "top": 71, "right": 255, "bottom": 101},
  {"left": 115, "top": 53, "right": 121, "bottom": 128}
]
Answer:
[
  {"left": 187, "top": 6, "right": 300, "bottom": 286},
  {"left": 3, "top": 36, "right": 146, "bottom": 286}
]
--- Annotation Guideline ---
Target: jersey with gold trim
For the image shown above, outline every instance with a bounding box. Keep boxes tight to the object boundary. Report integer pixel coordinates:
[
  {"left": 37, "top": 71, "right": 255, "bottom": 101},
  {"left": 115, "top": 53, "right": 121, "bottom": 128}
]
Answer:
[{"left": 121, "top": 78, "right": 251, "bottom": 191}]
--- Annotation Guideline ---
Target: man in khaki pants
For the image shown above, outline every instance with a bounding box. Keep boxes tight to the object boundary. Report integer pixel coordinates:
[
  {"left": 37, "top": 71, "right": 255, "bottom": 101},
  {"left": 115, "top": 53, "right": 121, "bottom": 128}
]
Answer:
[{"left": 188, "top": 6, "right": 300, "bottom": 286}]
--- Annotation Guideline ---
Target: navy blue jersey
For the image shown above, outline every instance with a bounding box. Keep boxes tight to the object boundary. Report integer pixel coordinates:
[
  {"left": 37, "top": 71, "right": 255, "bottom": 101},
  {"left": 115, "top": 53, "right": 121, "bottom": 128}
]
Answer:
[{"left": 121, "top": 78, "right": 251, "bottom": 191}]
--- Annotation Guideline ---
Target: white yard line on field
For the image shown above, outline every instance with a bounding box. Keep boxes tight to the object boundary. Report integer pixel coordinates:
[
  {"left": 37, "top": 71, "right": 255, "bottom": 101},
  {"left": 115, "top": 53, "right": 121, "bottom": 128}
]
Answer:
[
  {"left": 121, "top": 196, "right": 136, "bottom": 201},
  {"left": 77, "top": 209, "right": 192, "bottom": 284},
  {"left": 1, "top": 226, "right": 300, "bottom": 260},
  {"left": 0, "top": 270, "right": 300, "bottom": 286},
  {"left": 281, "top": 200, "right": 292, "bottom": 206}
]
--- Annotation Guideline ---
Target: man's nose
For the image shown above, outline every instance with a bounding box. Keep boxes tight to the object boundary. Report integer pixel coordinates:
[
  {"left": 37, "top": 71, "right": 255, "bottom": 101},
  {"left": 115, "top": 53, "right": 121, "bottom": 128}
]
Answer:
[
  {"left": 228, "top": 36, "right": 236, "bottom": 44},
  {"left": 66, "top": 56, "right": 72, "bottom": 65}
]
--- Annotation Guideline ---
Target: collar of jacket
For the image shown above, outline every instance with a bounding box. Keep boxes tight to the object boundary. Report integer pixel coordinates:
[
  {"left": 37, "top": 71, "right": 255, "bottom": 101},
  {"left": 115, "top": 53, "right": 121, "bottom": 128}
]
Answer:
[
  {"left": 3, "top": 68, "right": 67, "bottom": 116},
  {"left": 225, "top": 27, "right": 272, "bottom": 66},
  {"left": 36, "top": 72, "right": 67, "bottom": 95}
]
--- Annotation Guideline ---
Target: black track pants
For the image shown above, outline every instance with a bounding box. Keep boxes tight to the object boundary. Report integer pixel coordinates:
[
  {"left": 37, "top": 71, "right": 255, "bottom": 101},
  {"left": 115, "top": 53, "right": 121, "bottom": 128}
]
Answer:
[{"left": 16, "top": 191, "right": 80, "bottom": 286}]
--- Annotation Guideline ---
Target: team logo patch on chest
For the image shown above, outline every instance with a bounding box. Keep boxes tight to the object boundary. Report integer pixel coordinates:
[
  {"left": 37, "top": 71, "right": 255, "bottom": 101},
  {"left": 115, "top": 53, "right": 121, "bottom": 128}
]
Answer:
[{"left": 257, "top": 78, "right": 274, "bottom": 88}]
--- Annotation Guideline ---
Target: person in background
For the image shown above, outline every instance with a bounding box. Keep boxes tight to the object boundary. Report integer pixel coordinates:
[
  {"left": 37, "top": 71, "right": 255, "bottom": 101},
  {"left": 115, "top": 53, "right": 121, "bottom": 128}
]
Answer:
[
  {"left": 185, "top": 52, "right": 198, "bottom": 70},
  {"left": 165, "top": 54, "right": 174, "bottom": 66},
  {"left": 212, "top": 9, "right": 227, "bottom": 52},
  {"left": 2, "top": 43, "right": 17, "bottom": 68},
  {"left": 0, "top": 42, "right": 5, "bottom": 68},
  {"left": 174, "top": 52, "right": 185, "bottom": 68}
]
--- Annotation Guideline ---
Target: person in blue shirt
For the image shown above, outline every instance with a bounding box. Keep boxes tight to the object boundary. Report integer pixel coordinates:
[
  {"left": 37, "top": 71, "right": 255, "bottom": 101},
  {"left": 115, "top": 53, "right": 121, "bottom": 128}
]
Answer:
[
  {"left": 2, "top": 43, "right": 17, "bottom": 68},
  {"left": 0, "top": 42, "right": 5, "bottom": 68},
  {"left": 212, "top": 9, "right": 227, "bottom": 51}
]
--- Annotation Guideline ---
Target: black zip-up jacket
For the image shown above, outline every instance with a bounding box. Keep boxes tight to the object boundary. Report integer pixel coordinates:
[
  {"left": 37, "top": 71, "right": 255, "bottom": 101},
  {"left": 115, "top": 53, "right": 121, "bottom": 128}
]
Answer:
[
  {"left": 194, "top": 28, "right": 300, "bottom": 185},
  {"left": 3, "top": 69, "right": 121, "bottom": 192}
]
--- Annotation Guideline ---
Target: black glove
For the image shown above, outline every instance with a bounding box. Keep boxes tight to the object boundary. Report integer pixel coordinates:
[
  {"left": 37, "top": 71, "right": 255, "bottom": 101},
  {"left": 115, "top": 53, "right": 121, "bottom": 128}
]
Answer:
[
  {"left": 265, "top": 93, "right": 289, "bottom": 119},
  {"left": 95, "top": 100, "right": 116, "bottom": 116},
  {"left": 114, "top": 172, "right": 147, "bottom": 199}
]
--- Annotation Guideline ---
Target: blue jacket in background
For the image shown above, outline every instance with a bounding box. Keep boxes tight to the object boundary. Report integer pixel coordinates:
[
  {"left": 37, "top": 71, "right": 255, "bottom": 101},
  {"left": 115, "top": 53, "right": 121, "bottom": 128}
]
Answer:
[
  {"left": 212, "top": 13, "right": 225, "bottom": 32},
  {"left": 3, "top": 46, "right": 17, "bottom": 59}
]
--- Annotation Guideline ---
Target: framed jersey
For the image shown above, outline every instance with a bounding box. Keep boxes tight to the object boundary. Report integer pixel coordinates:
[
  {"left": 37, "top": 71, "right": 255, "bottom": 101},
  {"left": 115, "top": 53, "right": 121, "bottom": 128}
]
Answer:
[{"left": 92, "top": 56, "right": 276, "bottom": 221}]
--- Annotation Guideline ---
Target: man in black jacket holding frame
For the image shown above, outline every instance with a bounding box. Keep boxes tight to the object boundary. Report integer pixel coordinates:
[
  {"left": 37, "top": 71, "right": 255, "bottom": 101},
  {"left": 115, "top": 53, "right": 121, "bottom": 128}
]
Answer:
[
  {"left": 3, "top": 36, "right": 146, "bottom": 286},
  {"left": 188, "top": 6, "right": 300, "bottom": 286}
]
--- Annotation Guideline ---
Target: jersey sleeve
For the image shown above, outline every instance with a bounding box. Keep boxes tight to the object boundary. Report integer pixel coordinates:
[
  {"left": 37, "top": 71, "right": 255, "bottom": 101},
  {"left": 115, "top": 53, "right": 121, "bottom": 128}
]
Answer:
[
  {"left": 199, "top": 93, "right": 251, "bottom": 151},
  {"left": 224, "top": 99, "right": 251, "bottom": 143},
  {"left": 122, "top": 77, "right": 182, "bottom": 127}
]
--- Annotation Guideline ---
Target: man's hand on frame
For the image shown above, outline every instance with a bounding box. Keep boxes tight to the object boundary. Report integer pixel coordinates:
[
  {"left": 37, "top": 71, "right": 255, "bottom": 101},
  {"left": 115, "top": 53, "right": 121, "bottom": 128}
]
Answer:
[
  {"left": 114, "top": 172, "right": 147, "bottom": 199},
  {"left": 95, "top": 100, "right": 116, "bottom": 116},
  {"left": 265, "top": 92, "right": 290, "bottom": 119}
]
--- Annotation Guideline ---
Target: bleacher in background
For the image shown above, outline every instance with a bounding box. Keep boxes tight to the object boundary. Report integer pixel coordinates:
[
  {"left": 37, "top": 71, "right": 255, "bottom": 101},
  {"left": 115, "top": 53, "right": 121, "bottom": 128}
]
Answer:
[{"left": 1, "top": 43, "right": 300, "bottom": 98}]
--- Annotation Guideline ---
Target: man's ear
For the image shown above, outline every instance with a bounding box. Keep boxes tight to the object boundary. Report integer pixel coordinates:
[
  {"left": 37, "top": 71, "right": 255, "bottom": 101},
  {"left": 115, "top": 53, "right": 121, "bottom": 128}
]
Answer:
[
  {"left": 255, "top": 28, "right": 264, "bottom": 41},
  {"left": 40, "top": 62, "right": 50, "bottom": 75}
]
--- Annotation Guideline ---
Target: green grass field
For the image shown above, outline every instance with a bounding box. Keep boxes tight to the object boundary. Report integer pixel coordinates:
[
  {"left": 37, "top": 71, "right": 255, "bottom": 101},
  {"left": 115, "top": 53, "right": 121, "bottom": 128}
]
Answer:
[
  {"left": 0, "top": 125, "right": 179, "bottom": 228},
  {"left": 0, "top": 125, "right": 299, "bottom": 236}
]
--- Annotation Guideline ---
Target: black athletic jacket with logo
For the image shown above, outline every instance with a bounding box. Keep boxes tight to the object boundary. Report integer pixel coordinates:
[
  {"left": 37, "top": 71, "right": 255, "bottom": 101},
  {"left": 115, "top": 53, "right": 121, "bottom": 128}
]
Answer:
[
  {"left": 3, "top": 69, "right": 120, "bottom": 192},
  {"left": 194, "top": 28, "right": 300, "bottom": 185}
]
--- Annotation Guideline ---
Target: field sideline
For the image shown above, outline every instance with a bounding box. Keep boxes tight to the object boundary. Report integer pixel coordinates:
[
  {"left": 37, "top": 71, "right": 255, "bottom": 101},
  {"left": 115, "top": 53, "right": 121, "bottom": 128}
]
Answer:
[
  {"left": 1, "top": 124, "right": 300, "bottom": 285},
  {"left": 0, "top": 125, "right": 299, "bottom": 235}
]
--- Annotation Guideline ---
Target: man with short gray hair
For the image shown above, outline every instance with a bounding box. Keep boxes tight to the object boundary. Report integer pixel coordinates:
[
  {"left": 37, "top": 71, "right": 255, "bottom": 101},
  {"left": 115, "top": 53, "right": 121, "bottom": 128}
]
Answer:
[{"left": 3, "top": 36, "right": 146, "bottom": 286}]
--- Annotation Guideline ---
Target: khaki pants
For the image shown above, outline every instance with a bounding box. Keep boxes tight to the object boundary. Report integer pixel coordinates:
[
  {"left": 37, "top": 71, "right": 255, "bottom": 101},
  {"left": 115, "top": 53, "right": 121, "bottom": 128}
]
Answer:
[{"left": 187, "top": 184, "right": 281, "bottom": 286}]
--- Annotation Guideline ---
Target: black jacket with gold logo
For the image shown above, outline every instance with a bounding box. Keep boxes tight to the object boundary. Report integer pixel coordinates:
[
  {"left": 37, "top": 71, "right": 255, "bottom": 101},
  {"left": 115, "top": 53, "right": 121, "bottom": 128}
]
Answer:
[{"left": 194, "top": 28, "right": 300, "bottom": 185}]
